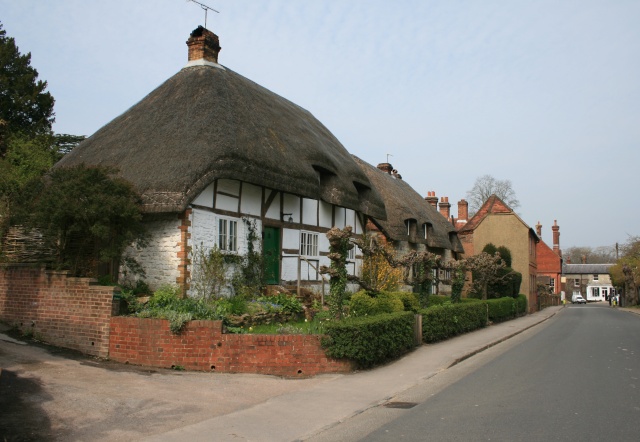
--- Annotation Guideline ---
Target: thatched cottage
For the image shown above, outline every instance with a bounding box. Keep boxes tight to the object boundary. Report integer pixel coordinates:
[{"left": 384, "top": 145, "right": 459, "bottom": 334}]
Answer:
[
  {"left": 55, "top": 27, "right": 386, "bottom": 294},
  {"left": 353, "top": 157, "right": 465, "bottom": 295}
]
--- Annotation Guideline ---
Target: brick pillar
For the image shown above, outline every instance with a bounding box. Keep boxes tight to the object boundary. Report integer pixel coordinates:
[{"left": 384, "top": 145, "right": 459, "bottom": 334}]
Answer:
[{"left": 176, "top": 209, "right": 192, "bottom": 296}]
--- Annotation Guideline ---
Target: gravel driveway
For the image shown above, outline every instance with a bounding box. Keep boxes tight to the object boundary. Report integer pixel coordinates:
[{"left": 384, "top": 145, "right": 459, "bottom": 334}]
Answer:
[{"left": 0, "top": 324, "right": 327, "bottom": 441}]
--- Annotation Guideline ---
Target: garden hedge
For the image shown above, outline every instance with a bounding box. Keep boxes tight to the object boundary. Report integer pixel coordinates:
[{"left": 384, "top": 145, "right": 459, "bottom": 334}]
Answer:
[
  {"left": 321, "top": 311, "right": 415, "bottom": 368},
  {"left": 421, "top": 302, "right": 487, "bottom": 343}
]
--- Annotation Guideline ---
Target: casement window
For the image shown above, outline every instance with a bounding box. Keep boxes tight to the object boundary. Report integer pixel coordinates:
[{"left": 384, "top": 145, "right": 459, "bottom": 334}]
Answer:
[
  {"left": 431, "top": 268, "right": 438, "bottom": 294},
  {"left": 574, "top": 278, "right": 580, "bottom": 288},
  {"left": 300, "top": 231, "right": 319, "bottom": 256},
  {"left": 218, "top": 218, "right": 238, "bottom": 252},
  {"left": 593, "top": 274, "right": 599, "bottom": 281},
  {"left": 348, "top": 245, "right": 356, "bottom": 261},
  {"left": 423, "top": 223, "right": 428, "bottom": 240},
  {"left": 549, "top": 279, "right": 555, "bottom": 290}
]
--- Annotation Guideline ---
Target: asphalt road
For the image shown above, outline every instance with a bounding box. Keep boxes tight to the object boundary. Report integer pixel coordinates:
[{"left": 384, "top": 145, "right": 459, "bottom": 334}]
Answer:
[{"left": 362, "top": 304, "right": 640, "bottom": 441}]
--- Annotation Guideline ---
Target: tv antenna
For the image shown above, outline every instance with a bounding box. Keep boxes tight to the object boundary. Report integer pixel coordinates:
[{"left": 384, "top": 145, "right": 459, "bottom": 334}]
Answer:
[
  {"left": 386, "top": 153, "right": 393, "bottom": 163},
  {"left": 188, "top": 0, "right": 219, "bottom": 29}
]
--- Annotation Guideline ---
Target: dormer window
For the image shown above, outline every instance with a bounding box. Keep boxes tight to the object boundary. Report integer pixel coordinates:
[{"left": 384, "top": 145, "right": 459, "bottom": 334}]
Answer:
[{"left": 353, "top": 181, "right": 371, "bottom": 200}]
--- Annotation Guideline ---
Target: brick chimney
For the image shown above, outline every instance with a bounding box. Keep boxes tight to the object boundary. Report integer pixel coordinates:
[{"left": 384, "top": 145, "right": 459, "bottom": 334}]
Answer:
[
  {"left": 377, "top": 163, "right": 393, "bottom": 174},
  {"left": 457, "top": 199, "right": 468, "bottom": 224},
  {"left": 439, "top": 196, "right": 451, "bottom": 219},
  {"left": 187, "top": 26, "right": 221, "bottom": 64},
  {"left": 581, "top": 254, "right": 587, "bottom": 264},
  {"left": 535, "top": 221, "right": 542, "bottom": 238},
  {"left": 552, "top": 220, "right": 560, "bottom": 255},
  {"left": 425, "top": 191, "right": 438, "bottom": 208}
]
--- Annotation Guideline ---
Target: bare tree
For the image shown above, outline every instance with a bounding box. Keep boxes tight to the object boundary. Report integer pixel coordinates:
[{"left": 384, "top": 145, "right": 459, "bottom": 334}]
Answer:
[
  {"left": 564, "top": 245, "right": 616, "bottom": 264},
  {"left": 466, "top": 175, "right": 519, "bottom": 216}
]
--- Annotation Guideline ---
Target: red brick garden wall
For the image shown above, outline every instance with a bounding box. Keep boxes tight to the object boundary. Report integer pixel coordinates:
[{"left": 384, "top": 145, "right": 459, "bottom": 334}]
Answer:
[
  {"left": 0, "top": 265, "right": 119, "bottom": 357},
  {"left": 109, "top": 317, "right": 353, "bottom": 376}
]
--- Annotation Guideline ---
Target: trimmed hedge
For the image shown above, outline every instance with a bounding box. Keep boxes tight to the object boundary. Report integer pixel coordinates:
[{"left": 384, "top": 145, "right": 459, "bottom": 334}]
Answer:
[
  {"left": 321, "top": 311, "right": 415, "bottom": 368},
  {"left": 421, "top": 302, "right": 487, "bottom": 343},
  {"left": 486, "top": 297, "right": 518, "bottom": 323},
  {"left": 516, "top": 294, "right": 527, "bottom": 314}
]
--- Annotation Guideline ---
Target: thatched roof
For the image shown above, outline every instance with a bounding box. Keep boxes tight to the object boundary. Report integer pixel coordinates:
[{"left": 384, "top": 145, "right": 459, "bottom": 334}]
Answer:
[
  {"left": 353, "top": 156, "right": 464, "bottom": 253},
  {"left": 56, "top": 60, "right": 385, "bottom": 219}
]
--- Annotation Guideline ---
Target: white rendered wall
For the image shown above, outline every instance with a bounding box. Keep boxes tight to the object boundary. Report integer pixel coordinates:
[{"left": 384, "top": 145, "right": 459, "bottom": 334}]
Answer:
[
  {"left": 302, "top": 198, "right": 318, "bottom": 226},
  {"left": 240, "top": 183, "right": 262, "bottom": 217},
  {"left": 121, "top": 215, "right": 182, "bottom": 292},
  {"left": 319, "top": 201, "right": 332, "bottom": 228},
  {"left": 192, "top": 183, "right": 214, "bottom": 207}
]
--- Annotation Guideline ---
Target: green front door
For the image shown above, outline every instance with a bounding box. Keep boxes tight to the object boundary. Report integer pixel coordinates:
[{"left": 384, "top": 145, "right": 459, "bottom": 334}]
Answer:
[{"left": 263, "top": 227, "right": 280, "bottom": 285}]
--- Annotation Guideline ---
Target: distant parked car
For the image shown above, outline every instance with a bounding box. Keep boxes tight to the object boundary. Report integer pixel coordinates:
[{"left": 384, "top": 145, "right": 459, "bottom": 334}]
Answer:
[{"left": 573, "top": 295, "right": 587, "bottom": 304}]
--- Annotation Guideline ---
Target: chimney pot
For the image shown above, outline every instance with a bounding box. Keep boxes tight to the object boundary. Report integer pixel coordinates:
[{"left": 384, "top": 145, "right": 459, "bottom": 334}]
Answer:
[{"left": 425, "top": 191, "right": 438, "bottom": 208}]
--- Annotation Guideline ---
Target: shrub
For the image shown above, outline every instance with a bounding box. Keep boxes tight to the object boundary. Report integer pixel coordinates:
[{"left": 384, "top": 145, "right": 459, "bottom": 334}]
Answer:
[
  {"left": 376, "top": 292, "right": 405, "bottom": 314},
  {"left": 486, "top": 297, "right": 517, "bottom": 323},
  {"left": 257, "top": 292, "right": 303, "bottom": 314},
  {"left": 348, "top": 291, "right": 411, "bottom": 317},
  {"left": 132, "top": 285, "right": 228, "bottom": 333},
  {"left": 516, "top": 294, "right": 527, "bottom": 314},
  {"left": 421, "top": 302, "right": 487, "bottom": 343},
  {"left": 387, "top": 291, "right": 420, "bottom": 312},
  {"left": 349, "top": 290, "right": 379, "bottom": 316},
  {"left": 425, "top": 295, "right": 450, "bottom": 307},
  {"left": 321, "top": 312, "right": 415, "bottom": 368}
]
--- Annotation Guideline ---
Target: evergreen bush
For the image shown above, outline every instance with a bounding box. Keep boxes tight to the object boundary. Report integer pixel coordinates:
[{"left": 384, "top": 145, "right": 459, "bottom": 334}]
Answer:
[
  {"left": 421, "top": 302, "right": 487, "bottom": 343},
  {"left": 321, "top": 312, "right": 415, "bottom": 368}
]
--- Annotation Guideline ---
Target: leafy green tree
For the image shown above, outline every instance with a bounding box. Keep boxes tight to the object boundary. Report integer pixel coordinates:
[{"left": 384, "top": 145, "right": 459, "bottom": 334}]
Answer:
[
  {"left": 0, "top": 22, "right": 55, "bottom": 156},
  {"left": 16, "top": 165, "right": 146, "bottom": 277}
]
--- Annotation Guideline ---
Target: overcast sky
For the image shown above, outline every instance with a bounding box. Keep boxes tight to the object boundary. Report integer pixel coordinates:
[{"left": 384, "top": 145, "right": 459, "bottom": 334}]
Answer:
[{"left": 2, "top": 0, "right": 639, "bottom": 250}]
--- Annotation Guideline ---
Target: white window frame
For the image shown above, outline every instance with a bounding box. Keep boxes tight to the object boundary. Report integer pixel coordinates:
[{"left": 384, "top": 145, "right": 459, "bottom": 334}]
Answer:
[
  {"left": 300, "top": 231, "right": 319, "bottom": 257},
  {"left": 348, "top": 245, "right": 356, "bottom": 261},
  {"left": 218, "top": 218, "right": 238, "bottom": 252},
  {"left": 593, "top": 274, "right": 599, "bottom": 281}
]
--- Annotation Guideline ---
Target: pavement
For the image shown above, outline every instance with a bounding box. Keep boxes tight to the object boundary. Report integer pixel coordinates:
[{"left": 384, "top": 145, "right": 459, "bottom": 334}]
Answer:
[{"left": 144, "top": 305, "right": 566, "bottom": 442}]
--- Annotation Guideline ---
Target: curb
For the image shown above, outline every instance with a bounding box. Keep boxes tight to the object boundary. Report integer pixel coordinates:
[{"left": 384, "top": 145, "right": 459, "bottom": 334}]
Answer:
[{"left": 448, "top": 306, "right": 563, "bottom": 368}]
